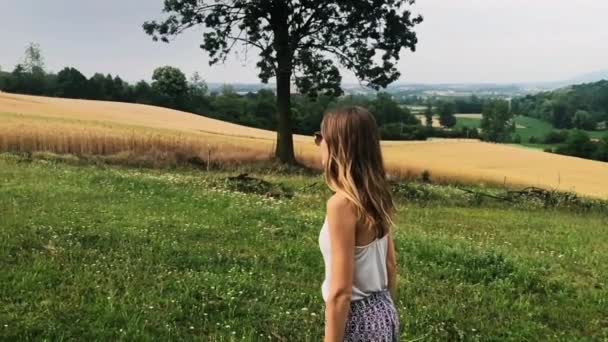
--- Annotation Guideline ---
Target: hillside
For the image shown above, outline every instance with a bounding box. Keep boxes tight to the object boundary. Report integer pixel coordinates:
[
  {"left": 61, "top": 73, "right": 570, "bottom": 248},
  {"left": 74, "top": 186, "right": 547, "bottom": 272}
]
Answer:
[
  {"left": 514, "top": 80, "right": 608, "bottom": 132},
  {"left": 1, "top": 92, "right": 607, "bottom": 199},
  {"left": 560, "top": 70, "right": 608, "bottom": 87}
]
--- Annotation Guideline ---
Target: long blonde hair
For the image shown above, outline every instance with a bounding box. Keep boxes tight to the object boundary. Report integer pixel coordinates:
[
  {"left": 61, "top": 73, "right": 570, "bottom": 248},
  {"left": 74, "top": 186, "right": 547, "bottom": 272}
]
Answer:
[{"left": 321, "top": 106, "right": 395, "bottom": 237}]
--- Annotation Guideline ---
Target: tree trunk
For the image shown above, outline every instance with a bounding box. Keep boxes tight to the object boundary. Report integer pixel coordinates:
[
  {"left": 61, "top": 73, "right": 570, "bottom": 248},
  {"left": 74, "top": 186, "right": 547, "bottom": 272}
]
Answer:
[{"left": 274, "top": 30, "right": 296, "bottom": 164}]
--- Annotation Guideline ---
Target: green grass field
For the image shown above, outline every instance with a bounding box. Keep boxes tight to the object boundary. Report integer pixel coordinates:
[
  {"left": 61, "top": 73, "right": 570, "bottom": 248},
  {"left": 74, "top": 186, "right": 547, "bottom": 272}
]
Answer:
[
  {"left": 454, "top": 117, "right": 482, "bottom": 130},
  {"left": 455, "top": 115, "right": 608, "bottom": 148},
  {"left": 511, "top": 116, "right": 553, "bottom": 142},
  {"left": 454, "top": 115, "right": 555, "bottom": 142},
  {"left": 1, "top": 153, "right": 607, "bottom": 341}
]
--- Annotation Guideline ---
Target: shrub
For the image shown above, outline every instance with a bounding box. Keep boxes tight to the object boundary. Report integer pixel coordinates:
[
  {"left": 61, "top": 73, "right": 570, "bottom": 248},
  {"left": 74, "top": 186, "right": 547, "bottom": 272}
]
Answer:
[
  {"left": 512, "top": 134, "right": 522, "bottom": 144},
  {"left": 379, "top": 122, "right": 403, "bottom": 140},
  {"left": 421, "top": 169, "right": 431, "bottom": 183},
  {"left": 543, "top": 130, "right": 569, "bottom": 144}
]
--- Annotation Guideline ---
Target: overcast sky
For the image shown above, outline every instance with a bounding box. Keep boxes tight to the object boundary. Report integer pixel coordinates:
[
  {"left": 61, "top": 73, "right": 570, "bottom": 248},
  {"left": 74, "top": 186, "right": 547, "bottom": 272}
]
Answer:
[{"left": 1, "top": 0, "right": 607, "bottom": 84}]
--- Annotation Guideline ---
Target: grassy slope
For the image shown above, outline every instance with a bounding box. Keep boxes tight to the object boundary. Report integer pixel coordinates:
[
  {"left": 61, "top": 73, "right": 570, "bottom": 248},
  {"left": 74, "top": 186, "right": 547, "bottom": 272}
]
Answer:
[
  {"left": 1, "top": 154, "right": 607, "bottom": 341},
  {"left": 454, "top": 117, "right": 482, "bottom": 130}
]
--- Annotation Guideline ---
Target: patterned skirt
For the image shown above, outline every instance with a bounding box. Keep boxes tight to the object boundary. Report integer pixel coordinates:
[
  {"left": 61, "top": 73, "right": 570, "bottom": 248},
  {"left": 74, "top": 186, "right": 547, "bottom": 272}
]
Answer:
[{"left": 343, "top": 290, "right": 400, "bottom": 341}]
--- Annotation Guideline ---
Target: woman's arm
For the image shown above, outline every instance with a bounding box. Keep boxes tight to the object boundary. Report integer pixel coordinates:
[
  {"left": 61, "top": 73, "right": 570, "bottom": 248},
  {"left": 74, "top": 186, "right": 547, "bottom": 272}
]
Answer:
[
  {"left": 386, "top": 233, "right": 398, "bottom": 301},
  {"left": 324, "top": 194, "right": 357, "bottom": 342}
]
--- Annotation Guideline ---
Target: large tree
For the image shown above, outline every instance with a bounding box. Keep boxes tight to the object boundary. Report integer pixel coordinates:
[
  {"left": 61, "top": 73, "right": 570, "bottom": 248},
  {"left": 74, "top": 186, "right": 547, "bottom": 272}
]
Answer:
[
  {"left": 593, "top": 134, "right": 608, "bottom": 162},
  {"left": 424, "top": 101, "right": 433, "bottom": 128},
  {"left": 22, "top": 42, "right": 45, "bottom": 74},
  {"left": 144, "top": 0, "right": 423, "bottom": 164},
  {"left": 152, "top": 66, "right": 189, "bottom": 109},
  {"left": 55, "top": 67, "right": 89, "bottom": 99},
  {"left": 437, "top": 101, "right": 456, "bottom": 128},
  {"left": 480, "top": 99, "right": 515, "bottom": 143}
]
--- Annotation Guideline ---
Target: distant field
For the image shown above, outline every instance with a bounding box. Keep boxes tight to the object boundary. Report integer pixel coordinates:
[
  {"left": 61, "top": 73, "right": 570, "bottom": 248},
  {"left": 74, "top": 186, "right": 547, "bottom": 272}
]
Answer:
[
  {"left": 416, "top": 114, "right": 482, "bottom": 128},
  {"left": 454, "top": 117, "right": 482, "bottom": 129},
  {"left": 454, "top": 114, "right": 608, "bottom": 143},
  {"left": 406, "top": 105, "right": 426, "bottom": 114},
  {"left": 455, "top": 115, "right": 536, "bottom": 132},
  {"left": 2, "top": 93, "right": 608, "bottom": 199},
  {"left": 511, "top": 116, "right": 554, "bottom": 142},
  {"left": 414, "top": 114, "right": 440, "bottom": 127}
]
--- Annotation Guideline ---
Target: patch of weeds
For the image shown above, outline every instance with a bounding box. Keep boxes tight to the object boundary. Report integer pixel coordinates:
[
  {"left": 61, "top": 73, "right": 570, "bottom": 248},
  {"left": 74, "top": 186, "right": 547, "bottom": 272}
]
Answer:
[
  {"left": 391, "top": 182, "right": 437, "bottom": 203},
  {"left": 221, "top": 173, "right": 294, "bottom": 199}
]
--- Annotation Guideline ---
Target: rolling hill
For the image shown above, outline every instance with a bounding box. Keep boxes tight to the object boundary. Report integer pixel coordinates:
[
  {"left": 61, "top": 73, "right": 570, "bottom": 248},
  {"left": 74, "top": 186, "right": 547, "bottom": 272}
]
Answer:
[{"left": 1, "top": 92, "right": 607, "bottom": 199}]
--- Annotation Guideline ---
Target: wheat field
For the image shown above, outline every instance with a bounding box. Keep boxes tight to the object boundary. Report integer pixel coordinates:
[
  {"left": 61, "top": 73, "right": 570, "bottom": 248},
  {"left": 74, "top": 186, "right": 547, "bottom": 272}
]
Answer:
[{"left": 1, "top": 92, "right": 607, "bottom": 199}]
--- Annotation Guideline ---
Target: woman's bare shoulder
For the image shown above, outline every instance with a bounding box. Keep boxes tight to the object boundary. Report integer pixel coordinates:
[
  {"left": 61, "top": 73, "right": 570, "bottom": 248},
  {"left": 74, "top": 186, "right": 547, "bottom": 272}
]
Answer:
[
  {"left": 327, "top": 192, "right": 357, "bottom": 221},
  {"left": 326, "top": 193, "right": 357, "bottom": 244},
  {"left": 327, "top": 192, "right": 351, "bottom": 210}
]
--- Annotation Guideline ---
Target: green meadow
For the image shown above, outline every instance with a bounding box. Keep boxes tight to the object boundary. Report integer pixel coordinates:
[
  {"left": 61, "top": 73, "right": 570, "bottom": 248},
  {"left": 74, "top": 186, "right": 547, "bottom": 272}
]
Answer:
[
  {"left": 1, "top": 153, "right": 607, "bottom": 341},
  {"left": 455, "top": 115, "right": 607, "bottom": 149}
]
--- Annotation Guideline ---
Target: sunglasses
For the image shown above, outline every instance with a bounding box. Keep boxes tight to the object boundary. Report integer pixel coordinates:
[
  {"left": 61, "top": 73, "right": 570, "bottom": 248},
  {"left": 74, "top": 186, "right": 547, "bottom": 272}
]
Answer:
[{"left": 314, "top": 131, "right": 323, "bottom": 146}]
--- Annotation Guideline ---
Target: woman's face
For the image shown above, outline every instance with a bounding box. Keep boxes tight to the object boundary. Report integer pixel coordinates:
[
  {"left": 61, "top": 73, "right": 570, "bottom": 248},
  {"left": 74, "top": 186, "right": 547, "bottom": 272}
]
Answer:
[
  {"left": 315, "top": 131, "right": 329, "bottom": 167},
  {"left": 320, "top": 137, "right": 329, "bottom": 167}
]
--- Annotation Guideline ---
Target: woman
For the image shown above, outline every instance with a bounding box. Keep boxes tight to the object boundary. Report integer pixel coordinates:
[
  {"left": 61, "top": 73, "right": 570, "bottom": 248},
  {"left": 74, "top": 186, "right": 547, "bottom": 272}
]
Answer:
[{"left": 315, "top": 106, "right": 400, "bottom": 341}]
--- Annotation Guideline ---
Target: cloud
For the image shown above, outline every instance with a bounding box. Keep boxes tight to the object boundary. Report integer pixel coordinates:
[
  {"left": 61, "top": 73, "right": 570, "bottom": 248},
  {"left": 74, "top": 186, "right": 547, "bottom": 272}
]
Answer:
[{"left": 1, "top": 0, "right": 606, "bottom": 84}]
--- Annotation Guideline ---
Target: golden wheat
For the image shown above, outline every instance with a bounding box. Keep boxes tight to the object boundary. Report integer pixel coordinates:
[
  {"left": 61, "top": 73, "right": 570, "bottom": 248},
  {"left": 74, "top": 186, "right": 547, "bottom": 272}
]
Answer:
[{"left": 1, "top": 92, "right": 607, "bottom": 199}]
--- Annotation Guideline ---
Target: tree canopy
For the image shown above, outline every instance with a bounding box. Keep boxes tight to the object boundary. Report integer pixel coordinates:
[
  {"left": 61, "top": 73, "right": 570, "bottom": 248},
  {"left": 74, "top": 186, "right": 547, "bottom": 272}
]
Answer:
[
  {"left": 437, "top": 101, "right": 456, "bottom": 128},
  {"left": 152, "top": 66, "right": 189, "bottom": 109},
  {"left": 143, "top": 0, "right": 423, "bottom": 163},
  {"left": 480, "top": 100, "right": 515, "bottom": 142}
]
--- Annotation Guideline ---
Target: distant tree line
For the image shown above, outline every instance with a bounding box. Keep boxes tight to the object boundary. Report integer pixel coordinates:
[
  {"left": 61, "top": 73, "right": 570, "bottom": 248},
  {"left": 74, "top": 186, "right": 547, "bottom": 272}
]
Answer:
[
  {"left": 0, "top": 62, "right": 509, "bottom": 142},
  {"left": 2, "top": 43, "right": 572, "bottom": 151},
  {"left": 1, "top": 58, "right": 490, "bottom": 141},
  {"left": 1, "top": 44, "right": 489, "bottom": 142},
  {"left": 398, "top": 94, "right": 486, "bottom": 114},
  {"left": 6, "top": 50, "right": 604, "bottom": 162},
  {"left": 529, "top": 130, "right": 608, "bottom": 162},
  {"left": 513, "top": 81, "right": 608, "bottom": 131},
  {"left": 554, "top": 131, "right": 608, "bottom": 162}
]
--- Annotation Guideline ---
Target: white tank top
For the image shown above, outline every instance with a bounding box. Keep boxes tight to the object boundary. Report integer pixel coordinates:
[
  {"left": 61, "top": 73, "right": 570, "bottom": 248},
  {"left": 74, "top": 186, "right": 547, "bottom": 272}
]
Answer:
[{"left": 319, "top": 216, "right": 389, "bottom": 302}]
